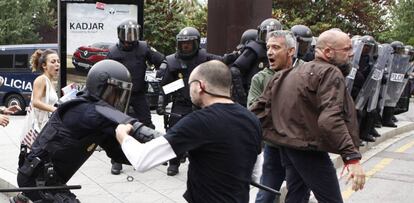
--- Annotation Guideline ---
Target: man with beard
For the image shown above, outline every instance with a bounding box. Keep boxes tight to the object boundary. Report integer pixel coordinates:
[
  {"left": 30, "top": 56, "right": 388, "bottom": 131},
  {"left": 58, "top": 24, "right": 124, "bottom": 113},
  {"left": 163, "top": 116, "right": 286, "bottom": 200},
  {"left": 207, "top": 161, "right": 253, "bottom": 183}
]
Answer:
[{"left": 250, "top": 30, "right": 365, "bottom": 203}]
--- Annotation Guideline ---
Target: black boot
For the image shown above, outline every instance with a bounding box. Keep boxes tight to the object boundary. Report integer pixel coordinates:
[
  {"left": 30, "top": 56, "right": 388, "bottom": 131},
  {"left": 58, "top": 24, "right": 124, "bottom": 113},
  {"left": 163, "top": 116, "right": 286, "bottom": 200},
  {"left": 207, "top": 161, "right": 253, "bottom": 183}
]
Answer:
[
  {"left": 111, "top": 161, "right": 123, "bottom": 175},
  {"left": 382, "top": 107, "right": 397, "bottom": 128},
  {"left": 167, "top": 164, "right": 179, "bottom": 176},
  {"left": 167, "top": 156, "right": 182, "bottom": 176},
  {"left": 370, "top": 128, "right": 381, "bottom": 137},
  {"left": 360, "top": 134, "right": 375, "bottom": 142}
]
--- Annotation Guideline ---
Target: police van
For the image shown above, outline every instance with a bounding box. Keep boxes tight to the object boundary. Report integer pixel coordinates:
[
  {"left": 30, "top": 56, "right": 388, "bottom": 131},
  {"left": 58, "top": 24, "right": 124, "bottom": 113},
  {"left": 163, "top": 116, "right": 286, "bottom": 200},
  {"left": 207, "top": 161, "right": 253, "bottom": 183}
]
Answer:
[{"left": 0, "top": 44, "right": 58, "bottom": 114}]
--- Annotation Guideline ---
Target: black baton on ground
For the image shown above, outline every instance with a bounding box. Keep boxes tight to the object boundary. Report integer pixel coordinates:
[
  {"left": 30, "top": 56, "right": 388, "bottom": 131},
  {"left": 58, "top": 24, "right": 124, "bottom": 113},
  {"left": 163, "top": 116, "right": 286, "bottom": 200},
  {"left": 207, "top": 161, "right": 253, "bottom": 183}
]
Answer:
[
  {"left": 0, "top": 185, "right": 81, "bottom": 193},
  {"left": 250, "top": 181, "right": 281, "bottom": 196}
]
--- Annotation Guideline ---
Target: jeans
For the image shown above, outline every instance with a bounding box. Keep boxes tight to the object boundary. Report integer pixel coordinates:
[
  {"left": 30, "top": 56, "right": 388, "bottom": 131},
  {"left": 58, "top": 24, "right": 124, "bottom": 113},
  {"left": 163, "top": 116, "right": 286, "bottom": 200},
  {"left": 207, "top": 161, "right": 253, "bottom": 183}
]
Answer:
[
  {"left": 255, "top": 145, "right": 285, "bottom": 203},
  {"left": 280, "top": 147, "right": 343, "bottom": 203}
]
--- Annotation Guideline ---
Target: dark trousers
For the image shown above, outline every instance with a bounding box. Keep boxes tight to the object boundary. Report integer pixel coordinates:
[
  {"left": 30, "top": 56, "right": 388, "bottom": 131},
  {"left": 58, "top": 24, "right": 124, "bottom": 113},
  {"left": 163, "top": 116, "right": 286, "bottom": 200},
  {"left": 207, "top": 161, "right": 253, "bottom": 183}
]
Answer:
[
  {"left": 280, "top": 147, "right": 343, "bottom": 203},
  {"left": 255, "top": 145, "right": 285, "bottom": 203},
  {"left": 113, "top": 93, "right": 154, "bottom": 168},
  {"left": 167, "top": 104, "right": 192, "bottom": 168},
  {"left": 129, "top": 92, "right": 153, "bottom": 127},
  {"left": 17, "top": 171, "right": 42, "bottom": 201}
]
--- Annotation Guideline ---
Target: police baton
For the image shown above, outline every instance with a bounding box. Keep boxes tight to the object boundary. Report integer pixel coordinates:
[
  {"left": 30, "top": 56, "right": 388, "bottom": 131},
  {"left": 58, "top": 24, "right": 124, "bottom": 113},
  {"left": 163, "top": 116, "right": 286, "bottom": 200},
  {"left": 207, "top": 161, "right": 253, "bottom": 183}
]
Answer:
[
  {"left": 250, "top": 181, "right": 281, "bottom": 196},
  {"left": 164, "top": 112, "right": 182, "bottom": 118},
  {"left": 0, "top": 185, "right": 81, "bottom": 193}
]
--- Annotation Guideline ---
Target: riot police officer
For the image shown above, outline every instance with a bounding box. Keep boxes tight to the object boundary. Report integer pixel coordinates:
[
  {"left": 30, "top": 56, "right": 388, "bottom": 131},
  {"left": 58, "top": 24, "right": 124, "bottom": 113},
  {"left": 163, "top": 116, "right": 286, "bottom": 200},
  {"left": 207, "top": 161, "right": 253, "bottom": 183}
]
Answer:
[
  {"left": 351, "top": 35, "right": 379, "bottom": 142},
  {"left": 394, "top": 45, "right": 414, "bottom": 115},
  {"left": 156, "top": 27, "right": 222, "bottom": 176},
  {"left": 290, "top": 24, "right": 313, "bottom": 65},
  {"left": 230, "top": 18, "right": 282, "bottom": 106},
  {"left": 106, "top": 19, "right": 165, "bottom": 175},
  {"left": 228, "top": 28, "right": 258, "bottom": 105},
  {"left": 14, "top": 60, "right": 159, "bottom": 203},
  {"left": 382, "top": 41, "right": 406, "bottom": 127}
]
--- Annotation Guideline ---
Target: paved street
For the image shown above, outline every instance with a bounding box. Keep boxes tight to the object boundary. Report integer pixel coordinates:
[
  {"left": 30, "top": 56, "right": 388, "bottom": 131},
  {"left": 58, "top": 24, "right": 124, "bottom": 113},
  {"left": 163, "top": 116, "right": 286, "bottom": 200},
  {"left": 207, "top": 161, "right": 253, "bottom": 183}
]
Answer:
[
  {"left": 339, "top": 131, "right": 414, "bottom": 203},
  {"left": 0, "top": 100, "right": 413, "bottom": 202}
]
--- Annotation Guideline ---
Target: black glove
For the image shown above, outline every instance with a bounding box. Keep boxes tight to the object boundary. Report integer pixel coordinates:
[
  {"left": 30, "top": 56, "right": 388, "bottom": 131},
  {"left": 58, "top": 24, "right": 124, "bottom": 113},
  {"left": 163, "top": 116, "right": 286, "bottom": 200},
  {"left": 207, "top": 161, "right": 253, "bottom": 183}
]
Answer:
[
  {"left": 156, "top": 106, "right": 165, "bottom": 115},
  {"left": 156, "top": 94, "right": 166, "bottom": 115},
  {"left": 223, "top": 51, "right": 239, "bottom": 65},
  {"left": 130, "top": 122, "right": 164, "bottom": 143}
]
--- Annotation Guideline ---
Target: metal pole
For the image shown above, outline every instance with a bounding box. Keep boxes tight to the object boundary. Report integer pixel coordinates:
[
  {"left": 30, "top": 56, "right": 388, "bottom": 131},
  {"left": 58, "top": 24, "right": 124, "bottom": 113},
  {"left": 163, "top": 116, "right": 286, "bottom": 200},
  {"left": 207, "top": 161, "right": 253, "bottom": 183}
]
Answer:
[{"left": 0, "top": 185, "right": 81, "bottom": 193}]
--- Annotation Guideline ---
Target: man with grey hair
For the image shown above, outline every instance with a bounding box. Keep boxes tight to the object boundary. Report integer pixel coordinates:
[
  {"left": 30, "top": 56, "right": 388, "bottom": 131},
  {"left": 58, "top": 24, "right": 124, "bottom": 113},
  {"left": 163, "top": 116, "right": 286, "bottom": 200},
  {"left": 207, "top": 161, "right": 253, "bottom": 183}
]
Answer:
[
  {"left": 248, "top": 30, "right": 299, "bottom": 203},
  {"left": 116, "top": 60, "right": 262, "bottom": 203},
  {"left": 251, "top": 30, "right": 365, "bottom": 203}
]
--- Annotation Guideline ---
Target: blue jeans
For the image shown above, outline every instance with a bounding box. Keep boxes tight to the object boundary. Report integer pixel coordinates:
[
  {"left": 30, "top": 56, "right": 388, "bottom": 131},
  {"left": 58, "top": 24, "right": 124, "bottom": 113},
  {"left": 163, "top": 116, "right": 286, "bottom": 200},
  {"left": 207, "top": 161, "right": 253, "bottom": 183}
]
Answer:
[{"left": 255, "top": 145, "right": 285, "bottom": 203}]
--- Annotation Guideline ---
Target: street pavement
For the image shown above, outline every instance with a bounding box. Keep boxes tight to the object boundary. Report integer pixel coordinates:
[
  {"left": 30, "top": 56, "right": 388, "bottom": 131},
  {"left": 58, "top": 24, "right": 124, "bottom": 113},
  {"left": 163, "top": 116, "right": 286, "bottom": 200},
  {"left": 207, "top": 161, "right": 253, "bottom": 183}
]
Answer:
[{"left": 0, "top": 100, "right": 414, "bottom": 203}]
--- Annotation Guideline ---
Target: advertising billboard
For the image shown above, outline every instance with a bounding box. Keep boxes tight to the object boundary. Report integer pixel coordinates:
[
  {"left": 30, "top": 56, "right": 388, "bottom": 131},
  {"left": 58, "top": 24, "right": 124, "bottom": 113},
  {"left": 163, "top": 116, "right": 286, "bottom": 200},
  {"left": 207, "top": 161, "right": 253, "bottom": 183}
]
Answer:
[{"left": 58, "top": 0, "right": 143, "bottom": 88}]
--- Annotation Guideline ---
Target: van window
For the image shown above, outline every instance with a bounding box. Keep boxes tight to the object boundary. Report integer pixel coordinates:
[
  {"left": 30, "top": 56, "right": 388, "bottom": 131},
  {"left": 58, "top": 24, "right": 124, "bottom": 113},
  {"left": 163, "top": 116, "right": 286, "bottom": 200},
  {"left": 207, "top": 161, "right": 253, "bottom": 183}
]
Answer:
[
  {"left": 15, "top": 54, "right": 29, "bottom": 69},
  {"left": 0, "top": 55, "right": 13, "bottom": 69}
]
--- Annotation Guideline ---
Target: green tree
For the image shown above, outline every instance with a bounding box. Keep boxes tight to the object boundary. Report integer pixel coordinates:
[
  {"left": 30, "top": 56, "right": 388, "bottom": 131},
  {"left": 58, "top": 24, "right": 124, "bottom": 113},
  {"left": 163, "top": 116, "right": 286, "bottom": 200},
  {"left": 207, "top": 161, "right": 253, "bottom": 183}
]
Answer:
[
  {"left": 179, "top": 0, "right": 208, "bottom": 37},
  {"left": 143, "top": 0, "right": 208, "bottom": 55},
  {"left": 0, "top": 0, "right": 55, "bottom": 45},
  {"left": 379, "top": 0, "right": 414, "bottom": 45},
  {"left": 272, "top": 0, "right": 390, "bottom": 38},
  {"left": 143, "top": 0, "right": 185, "bottom": 55}
]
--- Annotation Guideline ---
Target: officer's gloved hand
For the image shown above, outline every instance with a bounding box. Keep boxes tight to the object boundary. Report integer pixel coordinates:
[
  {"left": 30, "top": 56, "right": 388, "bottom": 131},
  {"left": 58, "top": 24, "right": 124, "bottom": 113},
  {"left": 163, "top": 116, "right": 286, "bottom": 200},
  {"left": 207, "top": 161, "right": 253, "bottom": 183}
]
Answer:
[
  {"left": 223, "top": 51, "right": 239, "bottom": 65},
  {"left": 156, "top": 106, "right": 165, "bottom": 115},
  {"left": 130, "top": 121, "right": 164, "bottom": 143}
]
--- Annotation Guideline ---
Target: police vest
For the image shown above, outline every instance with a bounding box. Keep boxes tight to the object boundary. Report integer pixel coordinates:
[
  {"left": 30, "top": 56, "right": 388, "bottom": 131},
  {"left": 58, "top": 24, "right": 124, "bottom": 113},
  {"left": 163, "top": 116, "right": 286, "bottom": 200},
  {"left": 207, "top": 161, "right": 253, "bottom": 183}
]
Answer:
[
  {"left": 107, "top": 41, "right": 150, "bottom": 93},
  {"left": 165, "top": 49, "right": 209, "bottom": 104}
]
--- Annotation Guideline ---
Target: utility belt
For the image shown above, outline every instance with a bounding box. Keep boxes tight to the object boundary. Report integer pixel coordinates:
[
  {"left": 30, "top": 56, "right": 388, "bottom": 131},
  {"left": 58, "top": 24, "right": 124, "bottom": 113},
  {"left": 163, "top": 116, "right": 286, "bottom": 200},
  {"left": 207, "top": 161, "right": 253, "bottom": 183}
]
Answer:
[{"left": 18, "top": 146, "right": 61, "bottom": 187}]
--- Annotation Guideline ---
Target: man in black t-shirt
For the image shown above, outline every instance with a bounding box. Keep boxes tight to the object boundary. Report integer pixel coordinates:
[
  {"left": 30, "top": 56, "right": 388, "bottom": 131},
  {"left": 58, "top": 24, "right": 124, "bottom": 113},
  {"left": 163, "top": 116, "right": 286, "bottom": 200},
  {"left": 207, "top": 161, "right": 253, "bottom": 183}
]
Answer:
[{"left": 116, "top": 60, "right": 262, "bottom": 202}]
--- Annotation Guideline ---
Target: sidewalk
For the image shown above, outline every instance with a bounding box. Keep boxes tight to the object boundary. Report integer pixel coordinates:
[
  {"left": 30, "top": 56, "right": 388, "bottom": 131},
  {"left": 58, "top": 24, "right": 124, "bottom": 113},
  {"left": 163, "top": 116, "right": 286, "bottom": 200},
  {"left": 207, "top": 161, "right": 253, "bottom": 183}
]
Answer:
[{"left": 1, "top": 111, "right": 414, "bottom": 203}]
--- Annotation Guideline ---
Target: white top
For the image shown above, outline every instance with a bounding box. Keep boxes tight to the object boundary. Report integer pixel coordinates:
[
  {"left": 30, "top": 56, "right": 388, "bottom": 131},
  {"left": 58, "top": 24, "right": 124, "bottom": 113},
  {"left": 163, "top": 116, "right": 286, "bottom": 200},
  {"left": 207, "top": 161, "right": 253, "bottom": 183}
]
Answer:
[
  {"left": 121, "top": 136, "right": 176, "bottom": 172},
  {"left": 32, "top": 75, "right": 58, "bottom": 132}
]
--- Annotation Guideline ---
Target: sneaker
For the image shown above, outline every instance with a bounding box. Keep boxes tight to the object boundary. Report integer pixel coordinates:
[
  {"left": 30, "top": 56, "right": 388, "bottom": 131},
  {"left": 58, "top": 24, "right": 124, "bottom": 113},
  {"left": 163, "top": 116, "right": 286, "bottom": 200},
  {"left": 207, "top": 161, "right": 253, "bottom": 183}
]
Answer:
[{"left": 111, "top": 162, "right": 123, "bottom": 175}]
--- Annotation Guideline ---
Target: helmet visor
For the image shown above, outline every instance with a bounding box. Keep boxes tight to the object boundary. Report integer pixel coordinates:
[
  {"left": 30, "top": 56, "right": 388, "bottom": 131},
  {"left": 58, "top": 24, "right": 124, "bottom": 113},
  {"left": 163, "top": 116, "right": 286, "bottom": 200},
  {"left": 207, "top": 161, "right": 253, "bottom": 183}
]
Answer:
[
  {"left": 101, "top": 78, "right": 132, "bottom": 113},
  {"left": 258, "top": 24, "right": 281, "bottom": 42},
  {"left": 118, "top": 25, "right": 139, "bottom": 42},
  {"left": 297, "top": 40, "right": 311, "bottom": 57}
]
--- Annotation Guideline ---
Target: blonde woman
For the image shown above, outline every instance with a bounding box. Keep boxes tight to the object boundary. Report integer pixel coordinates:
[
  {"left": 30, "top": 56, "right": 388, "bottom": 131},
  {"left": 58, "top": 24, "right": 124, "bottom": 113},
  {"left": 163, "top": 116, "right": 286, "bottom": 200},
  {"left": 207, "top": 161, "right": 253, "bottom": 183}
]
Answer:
[{"left": 29, "top": 49, "right": 60, "bottom": 133}]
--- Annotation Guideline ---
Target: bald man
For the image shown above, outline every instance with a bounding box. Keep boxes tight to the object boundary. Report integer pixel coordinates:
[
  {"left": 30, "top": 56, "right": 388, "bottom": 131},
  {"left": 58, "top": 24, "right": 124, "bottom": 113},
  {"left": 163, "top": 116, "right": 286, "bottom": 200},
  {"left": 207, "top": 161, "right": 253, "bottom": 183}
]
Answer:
[
  {"left": 116, "top": 60, "right": 262, "bottom": 203},
  {"left": 251, "top": 30, "right": 365, "bottom": 203}
]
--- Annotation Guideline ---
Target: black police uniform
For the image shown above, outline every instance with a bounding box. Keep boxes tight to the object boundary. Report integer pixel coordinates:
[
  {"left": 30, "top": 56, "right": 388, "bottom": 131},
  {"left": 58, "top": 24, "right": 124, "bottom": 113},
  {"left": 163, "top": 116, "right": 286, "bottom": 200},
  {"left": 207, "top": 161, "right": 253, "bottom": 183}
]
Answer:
[
  {"left": 16, "top": 94, "right": 133, "bottom": 202},
  {"left": 107, "top": 41, "right": 164, "bottom": 127},
  {"left": 160, "top": 49, "right": 221, "bottom": 174},
  {"left": 230, "top": 40, "right": 268, "bottom": 106},
  {"left": 352, "top": 53, "right": 378, "bottom": 142}
]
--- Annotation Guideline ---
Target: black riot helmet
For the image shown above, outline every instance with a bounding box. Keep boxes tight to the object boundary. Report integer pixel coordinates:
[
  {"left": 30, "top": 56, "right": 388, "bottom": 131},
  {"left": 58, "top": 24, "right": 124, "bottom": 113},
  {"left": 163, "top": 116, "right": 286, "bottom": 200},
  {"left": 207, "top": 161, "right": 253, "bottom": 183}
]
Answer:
[
  {"left": 291, "top": 25, "right": 313, "bottom": 59},
  {"left": 405, "top": 45, "right": 414, "bottom": 61},
  {"left": 240, "top": 29, "right": 257, "bottom": 45},
  {"left": 390, "top": 41, "right": 405, "bottom": 54},
  {"left": 176, "top": 27, "right": 201, "bottom": 59},
  {"left": 360, "top": 35, "right": 378, "bottom": 57},
  {"left": 117, "top": 19, "right": 140, "bottom": 43},
  {"left": 257, "top": 18, "right": 283, "bottom": 43},
  {"left": 237, "top": 29, "right": 257, "bottom": 50},
  {"left": 86, "top": 59, "right": 133, "bottom": 113}
]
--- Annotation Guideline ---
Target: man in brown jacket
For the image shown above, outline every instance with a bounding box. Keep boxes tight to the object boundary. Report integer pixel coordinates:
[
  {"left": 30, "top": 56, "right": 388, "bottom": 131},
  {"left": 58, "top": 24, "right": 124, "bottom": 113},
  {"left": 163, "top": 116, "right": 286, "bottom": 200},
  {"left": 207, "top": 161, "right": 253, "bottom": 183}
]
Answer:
[{"left": 251, "top": 30, "right": 365, "bottom": 203}]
